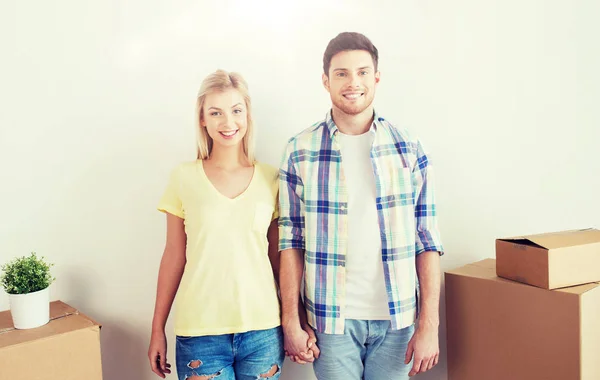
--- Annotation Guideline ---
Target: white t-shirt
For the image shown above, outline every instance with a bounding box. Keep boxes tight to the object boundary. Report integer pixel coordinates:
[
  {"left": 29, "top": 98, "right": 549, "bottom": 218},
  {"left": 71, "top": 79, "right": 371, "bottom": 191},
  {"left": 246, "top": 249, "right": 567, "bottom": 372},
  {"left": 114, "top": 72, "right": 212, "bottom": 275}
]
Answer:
[{"left": 337, "top": 130, "right": 391, "bottom": 320}]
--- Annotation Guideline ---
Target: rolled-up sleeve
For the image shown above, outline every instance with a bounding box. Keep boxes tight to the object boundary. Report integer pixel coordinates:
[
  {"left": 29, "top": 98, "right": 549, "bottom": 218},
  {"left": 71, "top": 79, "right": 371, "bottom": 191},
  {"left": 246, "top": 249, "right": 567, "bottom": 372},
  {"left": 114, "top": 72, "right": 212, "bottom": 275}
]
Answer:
[
  {"left": 413, "top": 140, "right": 444, "bottom": 255},
  {"left": 278, "top": 142, "right": 305, "bottom": 251}
]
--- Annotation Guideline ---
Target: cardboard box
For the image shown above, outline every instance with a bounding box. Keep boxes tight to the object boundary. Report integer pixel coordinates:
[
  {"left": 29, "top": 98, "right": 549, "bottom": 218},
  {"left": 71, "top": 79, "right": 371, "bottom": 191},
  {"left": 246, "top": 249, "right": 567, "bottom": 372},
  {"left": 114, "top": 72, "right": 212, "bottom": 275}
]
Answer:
[
  {"left": 445, "top": 259, "right": 600, "bottom": 380},
  {"left": 0, "top": 300, "right": 103, "bottom": 380},
  {"left": 496, "top": 228, "right": 600, "bottom": 289}
]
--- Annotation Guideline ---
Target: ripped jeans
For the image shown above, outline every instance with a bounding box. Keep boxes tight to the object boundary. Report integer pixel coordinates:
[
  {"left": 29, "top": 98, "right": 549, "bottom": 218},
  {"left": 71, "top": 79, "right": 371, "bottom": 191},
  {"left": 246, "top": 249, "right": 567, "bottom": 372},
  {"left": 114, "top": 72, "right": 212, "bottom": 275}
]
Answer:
[{"left": 175, "top": 326, "right": 285, "bottom": 380}]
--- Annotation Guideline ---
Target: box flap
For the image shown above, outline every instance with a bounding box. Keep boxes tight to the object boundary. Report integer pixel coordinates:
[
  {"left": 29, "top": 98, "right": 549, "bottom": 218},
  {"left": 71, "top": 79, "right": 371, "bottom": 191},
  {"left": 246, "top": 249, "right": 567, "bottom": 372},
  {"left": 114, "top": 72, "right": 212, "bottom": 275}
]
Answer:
[
  {"left": 0, "top": 300, "right": 100, "bottom": 349},
  {"left": 499, "top": 228, "right": 600, "bottom": 249},
  {"left": 557, "top": 282, "right": 600, "bottom": 295}
]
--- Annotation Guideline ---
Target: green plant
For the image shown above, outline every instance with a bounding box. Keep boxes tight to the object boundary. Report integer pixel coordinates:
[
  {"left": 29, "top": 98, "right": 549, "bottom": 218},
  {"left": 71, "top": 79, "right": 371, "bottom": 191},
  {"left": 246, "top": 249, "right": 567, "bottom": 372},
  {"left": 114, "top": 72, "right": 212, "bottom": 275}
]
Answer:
[{"left": 1, "top": 252, "right": 55, "bottom": 295}]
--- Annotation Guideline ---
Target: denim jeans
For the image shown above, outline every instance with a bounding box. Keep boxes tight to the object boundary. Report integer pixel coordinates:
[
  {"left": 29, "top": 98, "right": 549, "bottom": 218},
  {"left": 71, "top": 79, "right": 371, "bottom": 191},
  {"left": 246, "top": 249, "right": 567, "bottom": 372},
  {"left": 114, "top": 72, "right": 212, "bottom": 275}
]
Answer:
[
  {"left": 175, "top": 326, "right": 284, "bottom": 380},
  {"left": 313, "top": 320, "right": 415, "bottom": 380}
]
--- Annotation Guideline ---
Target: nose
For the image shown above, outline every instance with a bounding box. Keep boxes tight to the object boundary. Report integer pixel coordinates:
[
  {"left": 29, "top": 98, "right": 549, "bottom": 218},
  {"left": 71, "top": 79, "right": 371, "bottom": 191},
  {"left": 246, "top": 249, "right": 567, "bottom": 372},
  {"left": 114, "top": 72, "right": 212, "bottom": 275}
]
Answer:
[
  {"left": 223, "top": 113, "right": 236, "bottom": 129},
  {"left": 348, "top": 73, "right": 361, "bottom": 88}
]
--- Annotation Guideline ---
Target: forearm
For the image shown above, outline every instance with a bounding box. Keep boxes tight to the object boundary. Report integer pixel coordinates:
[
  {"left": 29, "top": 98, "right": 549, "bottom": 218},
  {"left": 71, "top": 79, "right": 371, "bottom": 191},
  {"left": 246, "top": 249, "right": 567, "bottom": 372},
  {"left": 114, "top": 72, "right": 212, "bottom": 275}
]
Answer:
[
  {"left": 267, "top": 219, "right": 280, "bottom": 286},
  {"left": 280, "top": 248, "right": 304, "bottom": 328},
  {"left": 416, "top": 250, "right": 441, "bottom": 327},
  {"left": 151, "top": 250, "right": 186, "bottom": 333}
]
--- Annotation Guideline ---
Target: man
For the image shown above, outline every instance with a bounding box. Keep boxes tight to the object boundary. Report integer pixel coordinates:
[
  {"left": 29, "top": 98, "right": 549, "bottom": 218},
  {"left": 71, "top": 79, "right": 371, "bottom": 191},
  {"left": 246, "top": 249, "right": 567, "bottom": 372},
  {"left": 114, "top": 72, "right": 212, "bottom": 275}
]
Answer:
[{"left": 278, "top": 31, "right": 444, "bottom": 379}]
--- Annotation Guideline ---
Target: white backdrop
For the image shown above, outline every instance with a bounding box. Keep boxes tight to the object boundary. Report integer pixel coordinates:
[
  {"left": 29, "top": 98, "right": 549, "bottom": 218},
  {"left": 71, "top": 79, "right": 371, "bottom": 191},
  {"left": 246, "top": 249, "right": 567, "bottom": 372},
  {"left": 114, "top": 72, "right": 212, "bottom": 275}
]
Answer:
[{"left": 1, "top": 1, "right": 599, "bottom": 379}]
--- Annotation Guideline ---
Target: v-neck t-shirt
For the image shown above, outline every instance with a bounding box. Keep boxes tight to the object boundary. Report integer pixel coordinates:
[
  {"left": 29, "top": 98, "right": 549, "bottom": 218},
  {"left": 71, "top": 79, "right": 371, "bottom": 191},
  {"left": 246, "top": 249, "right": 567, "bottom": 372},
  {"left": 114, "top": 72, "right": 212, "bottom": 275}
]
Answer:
[{"left": 157, "top": 160, "right": 280, "bottom": 336}]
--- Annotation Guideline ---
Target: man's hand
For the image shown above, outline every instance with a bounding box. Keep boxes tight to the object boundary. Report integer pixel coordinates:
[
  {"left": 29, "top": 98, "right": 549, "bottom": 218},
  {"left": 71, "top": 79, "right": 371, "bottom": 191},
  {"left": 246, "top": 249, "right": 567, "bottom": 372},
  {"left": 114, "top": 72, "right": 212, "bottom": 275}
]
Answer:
[
  {"left": 303, "top": 324, "right": 320, "bottom": 359},
  {"left": 289, "top": 323, "right": 321, "bottom": 364},
  {"left": 407, "top": 250, "right": 442, "bottom": 376},
  {"left": 405, "top": 323, "right": 439, "bottom": 376},
  {"left": 284, "top": 323, "right": 320, "bottom": 364}
]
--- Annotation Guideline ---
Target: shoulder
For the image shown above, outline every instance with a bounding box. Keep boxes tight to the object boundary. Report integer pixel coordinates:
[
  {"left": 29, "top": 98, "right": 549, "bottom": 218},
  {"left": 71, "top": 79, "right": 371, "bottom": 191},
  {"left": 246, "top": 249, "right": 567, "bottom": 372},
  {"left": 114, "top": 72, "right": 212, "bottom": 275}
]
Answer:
[
  {"left": 376, "top": 116, "right": 420, "bottom": 146},
  {"left": 255, "top": 161, "right": 279, "bottom": 179},
  {"left": 165, "top": 160, "right": 201, "bottom": 182},
  {"left": 285, "top": 120, "right": 328, "bottom": 150},
  {"left": 176, "top": 160, "right": 201, "bottom": 170},
  {"left": 375, "top": 115, "right": 436, "bottom": 171},
  {"left": 376, "top": 115, "right": 429, "bottom": 158},
  {"left": 254, "top": 162, "right": 279, "bottom": 196}
]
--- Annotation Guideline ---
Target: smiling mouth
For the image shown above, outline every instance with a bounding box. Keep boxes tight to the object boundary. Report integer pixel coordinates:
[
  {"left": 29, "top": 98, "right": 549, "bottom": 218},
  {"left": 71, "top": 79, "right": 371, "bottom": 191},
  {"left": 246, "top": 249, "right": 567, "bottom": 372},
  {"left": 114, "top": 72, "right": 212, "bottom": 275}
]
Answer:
[
  {"left": 343, "top": 93, "right": 364, "bottom": 100},
  {"left": 219, "top": 130, "right": 238, "bottom": 137}
]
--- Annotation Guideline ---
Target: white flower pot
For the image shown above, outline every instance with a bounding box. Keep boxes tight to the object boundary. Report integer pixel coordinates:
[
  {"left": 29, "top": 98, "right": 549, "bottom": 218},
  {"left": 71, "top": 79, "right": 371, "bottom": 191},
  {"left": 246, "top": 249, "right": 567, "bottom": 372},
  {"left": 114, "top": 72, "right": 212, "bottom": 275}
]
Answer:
[{"left": 8, "top": 287, "right": 50, "bottom": 329}]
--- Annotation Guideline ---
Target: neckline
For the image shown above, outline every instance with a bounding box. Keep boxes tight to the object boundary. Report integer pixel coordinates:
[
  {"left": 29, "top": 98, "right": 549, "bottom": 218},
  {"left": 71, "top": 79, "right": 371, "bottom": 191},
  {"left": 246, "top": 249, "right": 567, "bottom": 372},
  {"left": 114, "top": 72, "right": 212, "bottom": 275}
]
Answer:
[{"left": 198, "top": 160, "right": 258, "bottom": 201}]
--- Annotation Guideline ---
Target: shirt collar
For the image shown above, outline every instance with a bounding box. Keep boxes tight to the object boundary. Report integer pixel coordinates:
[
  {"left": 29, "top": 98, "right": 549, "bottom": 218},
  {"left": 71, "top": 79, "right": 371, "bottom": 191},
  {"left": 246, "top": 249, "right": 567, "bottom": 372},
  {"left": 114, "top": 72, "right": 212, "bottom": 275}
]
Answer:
[{"left": 324, "top": 109, "right": 382, "bottom": 139}]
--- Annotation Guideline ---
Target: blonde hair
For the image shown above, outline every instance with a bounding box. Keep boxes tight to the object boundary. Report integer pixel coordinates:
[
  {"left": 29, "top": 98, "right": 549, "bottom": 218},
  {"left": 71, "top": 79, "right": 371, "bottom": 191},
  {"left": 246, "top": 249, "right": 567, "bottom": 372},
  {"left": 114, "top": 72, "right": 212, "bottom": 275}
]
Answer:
[{"left": 196, "top": 70, "right": 255, "bottom": 163}]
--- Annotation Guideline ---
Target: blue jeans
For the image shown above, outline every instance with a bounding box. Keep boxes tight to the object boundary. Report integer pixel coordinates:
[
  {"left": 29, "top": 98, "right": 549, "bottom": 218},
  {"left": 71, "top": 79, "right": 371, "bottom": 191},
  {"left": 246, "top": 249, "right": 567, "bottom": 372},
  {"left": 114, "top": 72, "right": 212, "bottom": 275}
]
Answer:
[
  {"left": 175, "top": 326, "right": 285, "bottom": 380},
  {"left": 313, "top": 320, "right": 415, "bottom": 380}
]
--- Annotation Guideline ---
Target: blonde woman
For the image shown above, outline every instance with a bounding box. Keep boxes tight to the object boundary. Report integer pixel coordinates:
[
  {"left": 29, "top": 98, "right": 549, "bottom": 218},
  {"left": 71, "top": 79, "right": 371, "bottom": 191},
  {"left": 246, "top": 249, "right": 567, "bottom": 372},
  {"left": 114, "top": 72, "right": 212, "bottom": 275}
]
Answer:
[{"left": 148, "top": 70, "right": 284, "bottom": 379}]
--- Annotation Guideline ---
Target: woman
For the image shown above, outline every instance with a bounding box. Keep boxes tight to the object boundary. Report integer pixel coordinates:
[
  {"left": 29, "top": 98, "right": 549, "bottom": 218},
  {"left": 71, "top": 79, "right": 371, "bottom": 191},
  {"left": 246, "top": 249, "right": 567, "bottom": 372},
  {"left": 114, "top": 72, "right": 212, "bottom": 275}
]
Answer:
[{"left": 148, "top": 70, "right": 284, "bottom": 379}]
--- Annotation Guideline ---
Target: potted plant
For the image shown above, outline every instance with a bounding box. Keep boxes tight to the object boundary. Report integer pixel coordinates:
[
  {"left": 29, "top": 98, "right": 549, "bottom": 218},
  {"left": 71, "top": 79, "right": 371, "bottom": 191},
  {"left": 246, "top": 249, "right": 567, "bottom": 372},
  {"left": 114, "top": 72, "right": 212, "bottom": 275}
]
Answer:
[{"left": 1, "top": 252, "right": 55, "bottom": 329}]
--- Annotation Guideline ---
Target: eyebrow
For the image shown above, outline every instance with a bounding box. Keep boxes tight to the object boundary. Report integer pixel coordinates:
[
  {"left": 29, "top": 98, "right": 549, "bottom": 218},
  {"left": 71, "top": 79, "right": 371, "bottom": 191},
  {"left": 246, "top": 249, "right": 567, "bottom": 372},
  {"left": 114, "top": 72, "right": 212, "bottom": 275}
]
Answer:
[
  {"left": 207, "top": 103, "right": 243, "bottom": 111},
  {"left": 332, "top": 66, "right": 372, "bottom": 72}
]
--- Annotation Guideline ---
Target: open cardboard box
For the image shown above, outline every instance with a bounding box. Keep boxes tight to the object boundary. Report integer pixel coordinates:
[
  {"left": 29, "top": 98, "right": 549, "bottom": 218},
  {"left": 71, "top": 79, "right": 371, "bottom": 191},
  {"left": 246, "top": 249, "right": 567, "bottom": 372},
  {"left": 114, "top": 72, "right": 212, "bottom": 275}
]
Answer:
[
  {"left": 0, "top": 300, "right": 102, "bottom": 380},
  {"left": 496, "top": 228, "right": 600, "bottom": 289}
]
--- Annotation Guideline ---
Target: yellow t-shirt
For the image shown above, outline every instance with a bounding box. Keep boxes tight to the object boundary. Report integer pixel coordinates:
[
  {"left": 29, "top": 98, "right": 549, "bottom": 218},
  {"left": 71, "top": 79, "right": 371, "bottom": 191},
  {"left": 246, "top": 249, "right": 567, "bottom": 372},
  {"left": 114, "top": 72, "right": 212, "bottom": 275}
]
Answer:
[{"left": 157, "top": 160, "right": 281, "bottom": 336}]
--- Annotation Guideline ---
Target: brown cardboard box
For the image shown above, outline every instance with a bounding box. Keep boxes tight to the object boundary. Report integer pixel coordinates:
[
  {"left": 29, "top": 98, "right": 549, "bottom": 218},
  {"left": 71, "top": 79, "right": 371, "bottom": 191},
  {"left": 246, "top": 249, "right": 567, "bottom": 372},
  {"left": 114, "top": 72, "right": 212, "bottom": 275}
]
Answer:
[
  {"left": 0, "top": 300, "right": 102, "bottom": 380},
  {"left": 496, "top": 228, "right": 600, "bottom": 289},
  {"left": 445, "top": 259, "right": 600, "bottom": 380}
]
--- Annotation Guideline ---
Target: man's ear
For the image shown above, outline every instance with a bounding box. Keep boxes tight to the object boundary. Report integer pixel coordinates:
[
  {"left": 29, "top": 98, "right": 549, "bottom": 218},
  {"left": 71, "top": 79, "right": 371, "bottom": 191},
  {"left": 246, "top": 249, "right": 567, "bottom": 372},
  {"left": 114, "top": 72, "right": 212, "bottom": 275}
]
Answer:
[
  {"left": 375, "top": 71, "right": 381, "bottom": 84},
  {"left": 322, "top": 73, "right": 330, "bottom": 92}
]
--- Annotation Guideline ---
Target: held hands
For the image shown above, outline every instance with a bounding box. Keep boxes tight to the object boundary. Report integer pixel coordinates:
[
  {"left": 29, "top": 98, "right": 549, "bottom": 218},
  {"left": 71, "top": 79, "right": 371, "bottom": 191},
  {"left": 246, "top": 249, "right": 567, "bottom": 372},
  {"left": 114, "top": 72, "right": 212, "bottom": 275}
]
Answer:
[
  {"left": 283, "top": 323, "right": 321, "bottom": 364},
  {"left": 405, "top": 323, "right": 439, "bottom": 377},
  {"left": 148, "top": 330, "right": 172, "bottom": 378}
]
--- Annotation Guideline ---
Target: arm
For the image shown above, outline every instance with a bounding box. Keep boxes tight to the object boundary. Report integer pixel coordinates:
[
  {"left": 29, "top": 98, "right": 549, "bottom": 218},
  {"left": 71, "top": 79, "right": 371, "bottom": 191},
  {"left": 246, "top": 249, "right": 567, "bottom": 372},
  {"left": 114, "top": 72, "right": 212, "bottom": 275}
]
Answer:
[
  {"left": 405, "top": 140, "right": 444, "bottom": 376},
  {"left": 270, "top": 219, "right": 320, "bottom": 361},
  {"left": 148, "top": 213, "right": 187, "bottom": 378},
  {"left": 280, "top": 248, "right": 306, "bottom": 330},
  {"left": 278, "top": 144, "right": 318, "bottom": 362},
  {"left": 405, "top": 251, "right": 441, "bottom": 375},
  {"left": 267, "top": 219, "right": 280, "bottom": 285},
  {"left": 416, "top": 251, "right": 441, "bottom": 329},
  {"left": 280, "top": 249, "right": 319, "bottom": 363},
  {"left": 280, "top": 248, "right": 304, "bottom": 328}
]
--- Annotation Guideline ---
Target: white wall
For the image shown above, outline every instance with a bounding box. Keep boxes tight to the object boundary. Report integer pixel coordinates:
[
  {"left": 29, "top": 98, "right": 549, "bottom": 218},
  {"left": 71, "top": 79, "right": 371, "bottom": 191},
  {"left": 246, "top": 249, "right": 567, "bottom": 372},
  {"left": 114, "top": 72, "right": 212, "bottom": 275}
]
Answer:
[{"left": 1, "top": 1, "right": 599, "bottom": 379}]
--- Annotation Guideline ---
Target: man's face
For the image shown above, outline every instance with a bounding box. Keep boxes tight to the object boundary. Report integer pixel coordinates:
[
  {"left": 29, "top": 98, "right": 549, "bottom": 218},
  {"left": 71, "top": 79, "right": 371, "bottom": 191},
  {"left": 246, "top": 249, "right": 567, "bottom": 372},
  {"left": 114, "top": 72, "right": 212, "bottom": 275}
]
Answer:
[{"left": 323, "top": 49, "right": 380, "bottom": 116}]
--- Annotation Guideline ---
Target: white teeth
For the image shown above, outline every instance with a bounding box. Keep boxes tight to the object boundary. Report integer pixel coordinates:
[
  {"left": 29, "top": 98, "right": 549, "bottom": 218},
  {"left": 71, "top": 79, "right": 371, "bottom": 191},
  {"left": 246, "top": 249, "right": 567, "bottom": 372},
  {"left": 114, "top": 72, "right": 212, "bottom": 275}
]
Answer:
[
  {"left": 220, "top": 130, "right": 237, "bottom": 136},
  {"left": 344, "top": 93, "right": 362, "bottom": 99}
]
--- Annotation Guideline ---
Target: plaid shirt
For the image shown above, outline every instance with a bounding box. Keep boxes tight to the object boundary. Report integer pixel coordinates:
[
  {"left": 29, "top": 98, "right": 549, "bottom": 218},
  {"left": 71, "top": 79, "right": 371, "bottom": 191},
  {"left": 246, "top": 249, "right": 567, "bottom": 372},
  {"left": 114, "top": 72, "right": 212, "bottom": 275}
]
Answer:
[{"left": 278, "top": 111, "right": 444, "bottom": 334}]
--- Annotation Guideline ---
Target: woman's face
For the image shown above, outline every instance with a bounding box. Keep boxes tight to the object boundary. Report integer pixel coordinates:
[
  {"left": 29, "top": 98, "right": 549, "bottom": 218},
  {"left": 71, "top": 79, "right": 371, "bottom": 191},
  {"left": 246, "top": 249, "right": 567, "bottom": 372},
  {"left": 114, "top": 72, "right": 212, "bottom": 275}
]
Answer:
[{"left": 201, "top": 89, "right": 248, "bottom": 150}]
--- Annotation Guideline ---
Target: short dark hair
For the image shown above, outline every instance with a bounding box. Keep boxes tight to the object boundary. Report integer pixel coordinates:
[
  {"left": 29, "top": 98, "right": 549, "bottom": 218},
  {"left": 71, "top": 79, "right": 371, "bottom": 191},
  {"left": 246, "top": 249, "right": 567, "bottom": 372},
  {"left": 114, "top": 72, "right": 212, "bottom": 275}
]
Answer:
[{"left": 323, "top": 32, "right": 379, "bottom": 76}]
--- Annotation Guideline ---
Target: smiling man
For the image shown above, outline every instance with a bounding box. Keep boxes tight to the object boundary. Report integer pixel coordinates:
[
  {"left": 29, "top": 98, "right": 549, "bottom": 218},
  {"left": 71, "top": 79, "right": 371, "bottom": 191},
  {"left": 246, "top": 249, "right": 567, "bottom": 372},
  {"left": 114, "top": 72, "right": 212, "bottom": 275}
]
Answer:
[{"left": 278, "top": 32, "right": 445, "bottom": 379}]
